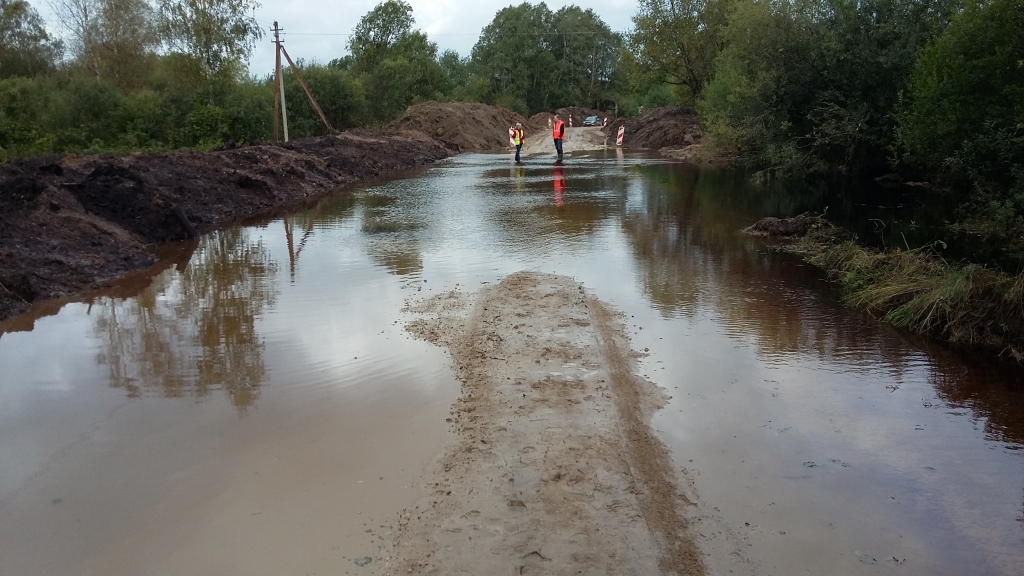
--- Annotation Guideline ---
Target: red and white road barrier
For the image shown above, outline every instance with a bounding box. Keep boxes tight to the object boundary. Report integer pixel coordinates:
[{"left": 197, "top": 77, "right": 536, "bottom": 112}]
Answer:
[
  {"left": 603, "top": 117, "right": 608, "bottom": 126},
  {"left": 569, "top": 115, "right": 573, "bottom": 127},
  {"left": 616, "top": 126, "right": 625, "bottom": 146},
  {"left": 509, "top": 126, "right": 515, "bottom": 148}
]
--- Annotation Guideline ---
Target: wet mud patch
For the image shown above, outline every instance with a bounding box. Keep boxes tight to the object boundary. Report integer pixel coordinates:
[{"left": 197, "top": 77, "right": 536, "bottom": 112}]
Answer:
[
  {"left": 397, "top": 272, "right": 704, "bottom": 575},
  {"left": 67, "top": 165, "right": 194, "bottom": 243}
]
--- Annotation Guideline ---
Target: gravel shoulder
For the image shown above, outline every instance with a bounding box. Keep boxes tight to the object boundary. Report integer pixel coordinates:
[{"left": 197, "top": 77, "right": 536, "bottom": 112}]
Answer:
[{"left": 396, "top": 272, "right": 705, "bottom": 575}]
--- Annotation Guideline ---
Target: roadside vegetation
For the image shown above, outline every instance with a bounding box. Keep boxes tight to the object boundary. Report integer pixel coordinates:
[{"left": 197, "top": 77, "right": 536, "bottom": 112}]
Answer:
[
  {"left": 0, "top": 0, "right": 639, "bottom": 159},
  {"left": 629, "top": 0, "right": 1021, "bottom": 356},
  {"left": 766, "top": 215, "right": 1024, "bottom": 358},
  {"left": 649, "top": 0, "right": 1023, "bottom": 269}
]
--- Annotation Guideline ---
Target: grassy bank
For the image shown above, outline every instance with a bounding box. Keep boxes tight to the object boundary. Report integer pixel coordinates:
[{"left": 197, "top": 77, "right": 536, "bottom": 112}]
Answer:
[{"left": 754, "top": 216, "right": 1024, "bottom": 360}]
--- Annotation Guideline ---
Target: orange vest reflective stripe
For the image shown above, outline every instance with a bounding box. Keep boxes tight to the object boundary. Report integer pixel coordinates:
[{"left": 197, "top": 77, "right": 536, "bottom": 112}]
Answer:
[
  {"left": 513, "top": 128, "right": 524, "bottom": 145},
  {"left": 552, "top": 120, "right": 564, "bottom": 139}
]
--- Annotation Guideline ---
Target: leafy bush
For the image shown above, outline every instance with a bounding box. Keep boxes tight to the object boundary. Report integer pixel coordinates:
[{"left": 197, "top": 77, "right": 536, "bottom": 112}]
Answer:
[
  {"left": 898, "top": 0, "right": 1024, "bottom": 265},
  {"left": 700, "top": 0, "right": 958, "bottom": 178},
  {"left": 186, "top": 104, "right": 226, "bottom": 149}
]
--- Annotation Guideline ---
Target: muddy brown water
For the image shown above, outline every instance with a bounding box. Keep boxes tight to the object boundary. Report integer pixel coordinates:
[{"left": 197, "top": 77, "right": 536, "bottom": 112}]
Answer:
[{"left": 1, "top": 151, "right": 1023, "bottom": 575}]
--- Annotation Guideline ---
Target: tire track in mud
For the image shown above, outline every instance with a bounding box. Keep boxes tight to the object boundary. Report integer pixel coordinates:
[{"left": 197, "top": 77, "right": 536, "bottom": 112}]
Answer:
[
  {"left": 397, "top": 272, "right": 704, "bottom": 575},
  {"left": 589, "top": 298, "right": 704, "bottom": 575}
]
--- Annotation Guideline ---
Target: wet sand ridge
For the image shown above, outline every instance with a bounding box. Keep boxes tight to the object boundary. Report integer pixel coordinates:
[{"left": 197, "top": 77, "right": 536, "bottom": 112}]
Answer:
[{"left": 399, "top": 272, "right": 704, "bottom": 575}]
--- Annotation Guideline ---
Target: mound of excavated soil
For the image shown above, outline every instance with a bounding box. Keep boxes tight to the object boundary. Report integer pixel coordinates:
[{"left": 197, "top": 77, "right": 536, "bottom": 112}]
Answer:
[
  {"left": 388, "top": 101, "right": 529, "bottom": 152},
  {"left": 603, "top": 106, "right": 702, "bottom": 150},
  {"left": 744, "top": 214, "right": 818, "bottom": 238},
  {"left": 0, "top": 130, "right": 456, "bottom": 324},
  {"left": 526, "top": 112, "right": 553, "bottom": 132}
]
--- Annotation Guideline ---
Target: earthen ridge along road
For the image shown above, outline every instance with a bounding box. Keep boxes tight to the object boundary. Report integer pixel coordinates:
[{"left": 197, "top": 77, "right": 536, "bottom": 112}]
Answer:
[{"left": 396, "top": 272, "right": 705, "bottom": 576}]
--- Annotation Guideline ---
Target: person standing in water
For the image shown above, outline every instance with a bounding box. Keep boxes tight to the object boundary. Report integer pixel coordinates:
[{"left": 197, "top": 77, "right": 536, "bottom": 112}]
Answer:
[
  {"left": 552, "top": 115, "right": 565, "bottom": 160},
  {"left": 512, "top": 122, "right": 525, "bottom": 164}
]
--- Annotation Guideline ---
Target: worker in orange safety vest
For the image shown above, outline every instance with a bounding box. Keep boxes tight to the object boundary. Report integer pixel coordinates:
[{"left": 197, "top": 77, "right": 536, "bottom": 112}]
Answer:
[{"left": 552, "top": 116, "right": 565, "bottom": 159}]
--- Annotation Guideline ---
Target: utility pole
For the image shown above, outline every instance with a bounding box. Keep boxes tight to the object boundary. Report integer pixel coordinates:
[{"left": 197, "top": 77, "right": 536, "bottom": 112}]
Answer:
[{"left": 272, "top": 21, "right": 289, "bottom": 143}]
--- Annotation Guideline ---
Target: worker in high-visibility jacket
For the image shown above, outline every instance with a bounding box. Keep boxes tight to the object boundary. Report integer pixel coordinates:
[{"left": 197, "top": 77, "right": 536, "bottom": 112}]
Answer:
[
  {"left": 552, "top": 116, "right": 565, "bottom": 159},
  {"left": 512, "top": 122, "right": 525, "bottom": 164}
]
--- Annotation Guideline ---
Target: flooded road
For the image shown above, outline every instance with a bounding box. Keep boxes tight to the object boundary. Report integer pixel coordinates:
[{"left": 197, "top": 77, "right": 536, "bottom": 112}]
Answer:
[{"left": 2, "top": 151, "right": 1023, "bottom": 575}]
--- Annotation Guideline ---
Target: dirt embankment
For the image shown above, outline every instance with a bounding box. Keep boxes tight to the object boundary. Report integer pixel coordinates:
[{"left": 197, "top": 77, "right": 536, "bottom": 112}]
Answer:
[
  {"left": 389, "top": 101, "right": 529, "bottom": 152},
  {"left": 396, "top": 272, "right": 704, "bottom": 575},
  {"left": 603, "top": 107, "right": 713, "bottom": 162},
  {"left": 0, "top": 130, "right": 456, "bottom": 323}
]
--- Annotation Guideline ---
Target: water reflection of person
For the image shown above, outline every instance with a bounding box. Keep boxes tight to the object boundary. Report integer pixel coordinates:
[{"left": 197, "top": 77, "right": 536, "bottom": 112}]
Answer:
[
  {"left": 511, "top": 163, "right": 525, "bottom": 192},
  {"left": 553, "top": 164, "right": 565, "bottom": 207}
]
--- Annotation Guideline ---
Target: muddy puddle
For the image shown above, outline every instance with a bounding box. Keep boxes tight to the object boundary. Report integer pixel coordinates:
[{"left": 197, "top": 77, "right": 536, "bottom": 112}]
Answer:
[{"left": 2, "top": 151, "right": 1023, "bottom": 575}]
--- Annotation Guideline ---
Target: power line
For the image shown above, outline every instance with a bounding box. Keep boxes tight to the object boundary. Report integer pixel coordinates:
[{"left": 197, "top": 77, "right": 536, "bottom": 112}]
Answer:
[{"left": 281, "top": 31, "right": 627, "bottom": 37}]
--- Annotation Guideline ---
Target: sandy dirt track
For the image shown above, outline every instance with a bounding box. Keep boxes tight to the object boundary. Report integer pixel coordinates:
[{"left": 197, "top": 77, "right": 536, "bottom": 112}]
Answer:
[
  {"left": 519, "top": 126, "right": 610, "bottom": 156},
  {"left": 396, "top": 272, "right": 704, "bottom": 575}
]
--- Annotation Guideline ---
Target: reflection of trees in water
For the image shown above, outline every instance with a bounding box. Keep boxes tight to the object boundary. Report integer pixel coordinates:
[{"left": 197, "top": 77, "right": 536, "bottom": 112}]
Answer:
[
  {"left": 622, "top": 167, "right": 897, "bottom": 354},
  {"left": 359, "top": 192, "right": 424, "bottom": 276},
  {"left": 366, "top": 238, "right": 423, "bottom": 275},
  {"left": 283, "top": 191, "right": 358, "bottom": 279},
  {"left": 926, "top": 350, "right": 1024, "bottom": 445},
  {"left": 1019, "top": 488, "right": 1024, "bottom": 527},
  {"left": 92, "top": 229, "right": 278, "bottom": 411},
  {"left": 621, "top": 165, "right": 1024, "bottom": 445},
  {"left": 534, "top": 199, "right": 612, "bottom": 236},
  {"left": 488, "top": 172, "right": 625, "bottom": 250}
]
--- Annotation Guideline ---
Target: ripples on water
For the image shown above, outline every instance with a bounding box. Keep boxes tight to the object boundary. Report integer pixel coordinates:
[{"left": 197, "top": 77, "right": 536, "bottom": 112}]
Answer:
[{"left": 1, "top": 150, "right": 1023, "bottom": 574}]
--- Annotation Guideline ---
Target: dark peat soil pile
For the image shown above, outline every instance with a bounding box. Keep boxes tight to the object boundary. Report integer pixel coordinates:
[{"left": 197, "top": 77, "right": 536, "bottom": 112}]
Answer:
[{"left": 603, "top": 107, "right": 702, "bottom": 150}]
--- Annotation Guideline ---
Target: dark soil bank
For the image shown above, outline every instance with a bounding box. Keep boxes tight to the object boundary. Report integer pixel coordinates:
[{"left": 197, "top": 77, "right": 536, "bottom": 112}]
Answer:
[
  {"left": 0, "top": 129, "right": 456, "bottom": 322},
  {"left": 603, "top": 107, "right": 702, "bottom": 149}
]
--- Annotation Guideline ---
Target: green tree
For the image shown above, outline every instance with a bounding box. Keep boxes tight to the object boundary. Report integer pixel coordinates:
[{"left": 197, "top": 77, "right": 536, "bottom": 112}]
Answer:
[
  {"left": 699, "top": 0, "right": 959, "bottom": 178},
  {"left": 899, "top": 0, "right": 1024, "bottom": 176},
  {"left": 158, "top": 0, "right": 262, "bottom": 82},
  {"left": 898, "top": 0, "right": 1024, "bottom": 261},
  {"left": 52, "top": 0, "right": 160, "bottom": 89},
  {"left": 0, "top": 0, "right": 62, "bottom": 79},
  {"left": 348, "top": 0, "right": 415, "bottom": 73},
  {"left": 470, "top": 3, "right": 618, "bottom": 114},
  {"left": 348, "top": 1, "right": 446, "bottom": 122},
  {"left": 438, "top": 49, "right": 466, "bottom": 90},
  {"left": 281, "top": 61, "right": 366, "bottom": 136},
  {"left": 629, "top": 0, "right": 733, "bottom": 100},
  {"left": 550, "top": 6, "right": 621, "bottom": 107},
  {"left": 471, "top": 2, "right": 556, "bottom": 114}
]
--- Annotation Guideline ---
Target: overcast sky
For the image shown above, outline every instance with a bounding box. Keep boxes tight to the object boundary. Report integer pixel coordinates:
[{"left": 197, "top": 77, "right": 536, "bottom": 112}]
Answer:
[{"left": 35, "top": 1, "right": 639, "bottom": 78}]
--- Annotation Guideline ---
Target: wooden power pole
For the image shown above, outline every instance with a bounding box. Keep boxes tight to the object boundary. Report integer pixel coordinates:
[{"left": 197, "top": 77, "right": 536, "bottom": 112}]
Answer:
[{"left": 272, "top": 21, "right": 289, "bottom": 143}]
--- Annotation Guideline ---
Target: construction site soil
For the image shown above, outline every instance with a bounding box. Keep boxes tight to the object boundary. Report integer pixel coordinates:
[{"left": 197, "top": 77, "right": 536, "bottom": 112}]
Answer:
[
  {"left": 0, "top": 129, "right": 455, "bottom": 323},
  {"left": 388, "top": 101, "right": 529, "bottom": 151},
  {"left": 603, "top": 107, "right": 714, "bottom": 162}
]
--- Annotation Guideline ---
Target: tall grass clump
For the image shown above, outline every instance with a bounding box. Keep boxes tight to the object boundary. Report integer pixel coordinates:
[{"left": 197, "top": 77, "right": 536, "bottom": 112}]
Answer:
[{"left": 802, "top": 234, "right": 1024, "bottom": 359}]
